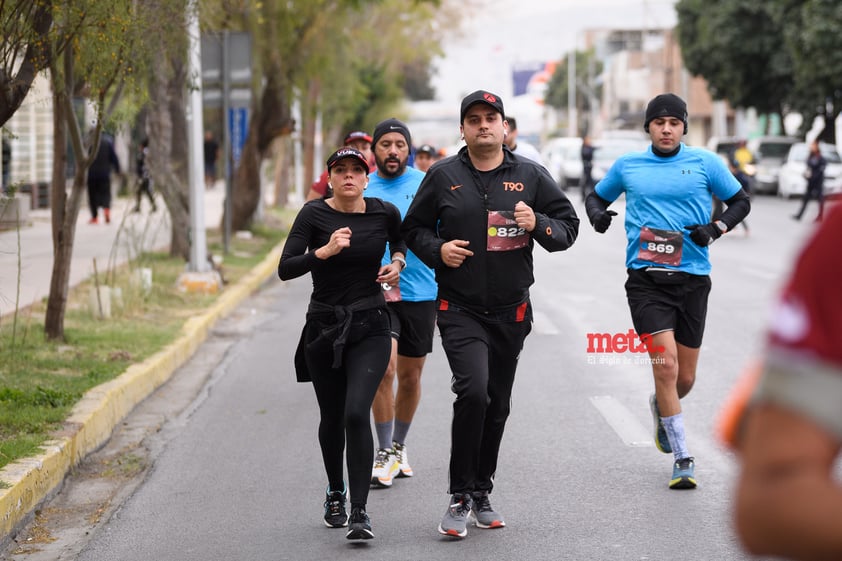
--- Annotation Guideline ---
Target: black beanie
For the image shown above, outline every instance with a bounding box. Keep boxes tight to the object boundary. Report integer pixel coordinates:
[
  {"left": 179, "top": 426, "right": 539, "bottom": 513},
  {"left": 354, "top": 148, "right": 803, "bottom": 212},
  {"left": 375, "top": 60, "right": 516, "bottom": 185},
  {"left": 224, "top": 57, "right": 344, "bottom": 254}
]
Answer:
[
  {"left": 372, "top": 118, "right": 411, "bottom": 147},
  {"left": 644, "top": 93, "right": 688, "bottom": 134}
]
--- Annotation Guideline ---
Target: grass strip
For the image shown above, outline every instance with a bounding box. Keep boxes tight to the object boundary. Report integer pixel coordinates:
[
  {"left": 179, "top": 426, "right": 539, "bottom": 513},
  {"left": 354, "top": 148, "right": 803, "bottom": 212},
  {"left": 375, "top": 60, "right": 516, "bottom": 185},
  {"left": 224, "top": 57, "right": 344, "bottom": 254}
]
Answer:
[{"left": 0, "top": 209, "right": 292, "bottom": 471}]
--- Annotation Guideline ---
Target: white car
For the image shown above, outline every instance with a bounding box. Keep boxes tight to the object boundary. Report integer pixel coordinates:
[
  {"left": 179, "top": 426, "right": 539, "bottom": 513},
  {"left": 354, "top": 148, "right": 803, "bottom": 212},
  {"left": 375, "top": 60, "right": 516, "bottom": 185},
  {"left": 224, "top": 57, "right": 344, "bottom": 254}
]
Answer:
[
  {"left": 706, "top": 136, "right": 740, "bottom": 163},
  {"left": 540, "top": 136, "right": 582, "bottom": 190},
  {"left": 706, "top": 136, "right": 747, "bottom": 179},
  {"left": 590, "top": 138, "right": 650, "bottom": 182},
  {"left": 747, "top": 136, "right": 799, "bottom": 194},
  {"left": 585, "top": 138, "right": 650, "bottom": 198},
  {"left": 777, "top": 142, "right": 842, "bottom": 199}
]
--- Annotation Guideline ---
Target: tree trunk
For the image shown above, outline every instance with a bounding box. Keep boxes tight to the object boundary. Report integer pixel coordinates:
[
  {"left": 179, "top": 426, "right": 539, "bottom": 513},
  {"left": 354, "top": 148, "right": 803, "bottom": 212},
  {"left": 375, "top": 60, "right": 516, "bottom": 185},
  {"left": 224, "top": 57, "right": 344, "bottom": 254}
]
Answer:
[
  {"left": 227, "top": 68, "right": 294, "bottom": 232},
  {"left": 146, "top": 42, "right": 190, "bottom": 261},
  {"left": 0, "top": 2, "right": 52, "bottom": 127},
  {"left": 228, "top": 112, "right": 261, "bottom": 232},
  {"left": 166, "top": 58, "right": 191, "bottom": 259},
  {"left": 301, "top": 80, "right": 319, "bottom": 195},
  {"left": 44, "top": 81, "right": 87, "bottom": 341},
  {"left": 44, "top": 84, "right": 70, "bottom": 340},
  {"left": 272, "top": 136, "right": 293, "bottom": 207}
]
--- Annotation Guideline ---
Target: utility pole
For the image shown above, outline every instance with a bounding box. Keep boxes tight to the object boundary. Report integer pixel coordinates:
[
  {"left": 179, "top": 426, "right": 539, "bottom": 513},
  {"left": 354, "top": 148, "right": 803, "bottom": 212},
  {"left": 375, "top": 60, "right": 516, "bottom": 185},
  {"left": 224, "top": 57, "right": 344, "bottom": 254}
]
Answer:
[
  {"left": 186, "top": 0, "right": 207, "bottom": 273},
  {"left": 176, "top": 0, "right": 223, "bottom": 294}
]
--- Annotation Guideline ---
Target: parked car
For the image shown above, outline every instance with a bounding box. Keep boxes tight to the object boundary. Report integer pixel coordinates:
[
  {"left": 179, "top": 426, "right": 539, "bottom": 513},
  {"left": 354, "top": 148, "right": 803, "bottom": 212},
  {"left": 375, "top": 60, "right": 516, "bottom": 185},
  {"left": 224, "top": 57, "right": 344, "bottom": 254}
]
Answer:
[
  {"left": 706, "top": 136, "right": 740, "bottom": 163},
  {"left": 777, "top": 141, "right": 842, "bottom": 199},
  {"left": 601, "top": 129, "right": 649, "bottom": 142},
  {"left": 587, "top": 138, "right": 650, "bottom": 197},
  {"left": 747, "top": 136, "right": 799, "bottom": 195},
  {"left": 540, "top": 136, "right": 582, "bottom": 190},
  {"left": 591, "top": 138, "right": 649, "bottom": 181}
]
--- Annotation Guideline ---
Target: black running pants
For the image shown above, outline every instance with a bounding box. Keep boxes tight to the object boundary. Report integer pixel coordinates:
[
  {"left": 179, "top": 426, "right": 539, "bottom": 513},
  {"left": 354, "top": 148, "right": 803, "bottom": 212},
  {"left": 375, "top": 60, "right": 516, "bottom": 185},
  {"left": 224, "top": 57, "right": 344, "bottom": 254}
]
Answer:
[{"left": 437, "top": 307, "right": 532, "bottom": 495}]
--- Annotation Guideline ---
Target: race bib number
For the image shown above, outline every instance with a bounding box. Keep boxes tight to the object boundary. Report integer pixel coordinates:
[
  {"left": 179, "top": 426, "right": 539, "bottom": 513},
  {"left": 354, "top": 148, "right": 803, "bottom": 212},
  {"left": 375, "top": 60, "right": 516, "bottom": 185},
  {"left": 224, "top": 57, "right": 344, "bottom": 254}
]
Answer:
[
  {"left": 487, "top": 210, "right": 528, "bottom": 251},
  {"left": 637, "top": 226, "right": 683, "bottom": 266}
]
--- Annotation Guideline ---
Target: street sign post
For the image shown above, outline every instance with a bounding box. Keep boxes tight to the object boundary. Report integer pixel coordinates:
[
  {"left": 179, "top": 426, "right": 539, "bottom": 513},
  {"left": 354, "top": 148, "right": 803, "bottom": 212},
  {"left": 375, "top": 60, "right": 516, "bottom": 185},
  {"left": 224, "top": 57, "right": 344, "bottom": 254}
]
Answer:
[{"left": 201, "top": 31, "right": 252, "bottom": 253}]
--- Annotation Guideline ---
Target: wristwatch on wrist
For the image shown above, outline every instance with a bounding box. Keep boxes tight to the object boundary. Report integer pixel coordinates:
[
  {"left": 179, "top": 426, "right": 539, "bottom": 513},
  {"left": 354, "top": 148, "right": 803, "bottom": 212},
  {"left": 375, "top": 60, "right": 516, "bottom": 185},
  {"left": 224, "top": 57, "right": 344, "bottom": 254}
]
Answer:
[
  {"left": 715, "top": 220, "right": 728, "bottom": 234},
  {"left": 391, "top": 256, "right": 407, "bottom": 270}
]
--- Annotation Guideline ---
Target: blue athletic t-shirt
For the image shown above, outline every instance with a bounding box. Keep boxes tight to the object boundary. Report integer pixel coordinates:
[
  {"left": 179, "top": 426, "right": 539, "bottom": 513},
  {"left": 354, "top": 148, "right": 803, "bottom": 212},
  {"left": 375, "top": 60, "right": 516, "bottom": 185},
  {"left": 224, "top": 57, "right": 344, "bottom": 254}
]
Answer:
[
  {"left": 366, "top": 166, "right": 437, "bottom": 301},
  {"left": 595, "top": 143, "right": 741, "bottom": 275}
]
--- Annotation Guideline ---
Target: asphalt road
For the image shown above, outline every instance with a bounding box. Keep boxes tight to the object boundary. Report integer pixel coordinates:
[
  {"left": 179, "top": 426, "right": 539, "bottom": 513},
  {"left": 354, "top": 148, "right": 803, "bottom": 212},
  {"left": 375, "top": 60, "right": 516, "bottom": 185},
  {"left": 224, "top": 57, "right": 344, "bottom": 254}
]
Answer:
[{"left": 7, "top": 193, "right": 824, "bottom": 561}]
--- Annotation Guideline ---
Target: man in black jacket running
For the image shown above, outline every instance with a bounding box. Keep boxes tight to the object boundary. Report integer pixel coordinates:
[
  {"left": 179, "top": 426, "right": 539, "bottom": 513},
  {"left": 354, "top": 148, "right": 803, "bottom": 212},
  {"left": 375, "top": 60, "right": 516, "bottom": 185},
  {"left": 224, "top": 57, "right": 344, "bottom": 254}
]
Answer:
[{"left": 402, "top": 89, "right": 579, "bottom": 539}]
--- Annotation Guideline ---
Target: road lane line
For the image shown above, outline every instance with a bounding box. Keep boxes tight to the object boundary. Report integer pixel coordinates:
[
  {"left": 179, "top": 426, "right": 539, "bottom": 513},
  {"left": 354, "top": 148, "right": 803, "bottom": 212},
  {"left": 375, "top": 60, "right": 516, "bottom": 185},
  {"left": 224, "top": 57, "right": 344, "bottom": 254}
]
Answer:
[{"left": 590, "top": 395, "right": 652, "bottom": 447}]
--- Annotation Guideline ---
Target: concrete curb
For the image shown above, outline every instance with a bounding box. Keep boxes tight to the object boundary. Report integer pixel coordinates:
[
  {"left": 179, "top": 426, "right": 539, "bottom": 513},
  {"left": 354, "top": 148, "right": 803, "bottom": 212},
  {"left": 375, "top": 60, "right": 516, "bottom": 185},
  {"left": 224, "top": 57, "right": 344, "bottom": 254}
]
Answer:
[{"left": 0, "top": 242, "right": 284, "bottom": 541}]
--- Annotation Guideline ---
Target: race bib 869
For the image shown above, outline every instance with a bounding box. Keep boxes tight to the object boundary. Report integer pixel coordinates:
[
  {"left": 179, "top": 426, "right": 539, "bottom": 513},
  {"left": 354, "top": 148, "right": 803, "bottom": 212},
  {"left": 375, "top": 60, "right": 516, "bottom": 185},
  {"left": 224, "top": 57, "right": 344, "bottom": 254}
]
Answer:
[{"left": 637, "top": 226, "right": 683, "bottom": 266}]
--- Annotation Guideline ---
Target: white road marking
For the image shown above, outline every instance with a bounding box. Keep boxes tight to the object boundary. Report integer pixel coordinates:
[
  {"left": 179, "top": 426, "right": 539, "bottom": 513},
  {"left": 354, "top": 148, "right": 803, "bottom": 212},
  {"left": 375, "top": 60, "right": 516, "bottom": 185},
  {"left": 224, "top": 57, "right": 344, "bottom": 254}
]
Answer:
[{"left": 590, "top": 395, "right": 653, "bottom": 447}]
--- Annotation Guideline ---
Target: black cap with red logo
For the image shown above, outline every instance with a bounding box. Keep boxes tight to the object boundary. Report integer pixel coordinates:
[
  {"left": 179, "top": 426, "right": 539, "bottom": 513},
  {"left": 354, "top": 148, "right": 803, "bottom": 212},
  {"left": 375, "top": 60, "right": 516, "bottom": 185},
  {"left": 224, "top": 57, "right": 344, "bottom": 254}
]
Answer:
[{"left": 460, "top": 90, "right": 505, "bottom": 123}]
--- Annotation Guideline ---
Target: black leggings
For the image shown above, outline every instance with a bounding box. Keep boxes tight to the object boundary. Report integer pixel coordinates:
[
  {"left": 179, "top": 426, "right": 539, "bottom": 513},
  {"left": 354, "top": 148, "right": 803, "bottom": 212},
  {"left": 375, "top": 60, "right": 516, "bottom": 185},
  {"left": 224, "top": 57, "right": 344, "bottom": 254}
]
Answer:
[{"left": 306, "top": 308, "right": 390, "bottom": 506}]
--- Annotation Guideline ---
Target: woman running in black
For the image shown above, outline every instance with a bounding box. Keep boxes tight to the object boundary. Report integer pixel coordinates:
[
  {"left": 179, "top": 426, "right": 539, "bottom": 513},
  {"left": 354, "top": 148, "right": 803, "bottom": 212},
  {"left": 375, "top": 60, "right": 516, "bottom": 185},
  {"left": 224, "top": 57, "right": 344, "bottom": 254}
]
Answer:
[{"left": 278, "top": 147, "right": 406, "bottom": 541}]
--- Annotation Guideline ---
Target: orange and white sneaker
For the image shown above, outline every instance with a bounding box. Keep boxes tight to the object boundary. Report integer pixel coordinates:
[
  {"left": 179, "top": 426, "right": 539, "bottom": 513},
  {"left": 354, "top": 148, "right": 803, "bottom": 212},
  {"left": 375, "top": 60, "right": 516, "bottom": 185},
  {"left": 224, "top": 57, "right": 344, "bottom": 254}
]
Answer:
[
  {"left": 370, "top": 448, "right": 399, "bottom": 488},
  {"left": 392, "top": 441, "right": 413, "bottom": 478}
]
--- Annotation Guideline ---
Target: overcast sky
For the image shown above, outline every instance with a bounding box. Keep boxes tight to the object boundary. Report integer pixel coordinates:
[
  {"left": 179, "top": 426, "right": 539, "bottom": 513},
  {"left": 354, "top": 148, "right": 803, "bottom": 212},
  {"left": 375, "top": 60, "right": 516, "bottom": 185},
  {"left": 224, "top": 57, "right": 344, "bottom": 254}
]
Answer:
[
  {"left": 409, "top": 0, "right": 677, "bottom": 143},
  {"left": 431, "top": 0, "right": 678, "bottom": 104}
]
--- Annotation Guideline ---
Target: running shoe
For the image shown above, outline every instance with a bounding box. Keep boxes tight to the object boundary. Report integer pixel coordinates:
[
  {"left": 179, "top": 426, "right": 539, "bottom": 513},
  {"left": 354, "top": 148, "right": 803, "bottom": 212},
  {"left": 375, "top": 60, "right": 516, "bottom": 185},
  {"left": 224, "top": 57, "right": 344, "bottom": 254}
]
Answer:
[
  {"left": 346, "top": 506, "right": 374, "bottom": 540},
  {"left": 649, "top": 393, "right": 672, "bottom": 454},
  {"left": 669, "top": 456, "right": 697, "bottom": 489},
  {"left": 438, "top": 493, "right": 472, "bottom": 538},
  {"left": 370, "top": 448, "right": 399, "bottom": 488},
  {"left": 471, "top": 491, "right": 505, "bottom": 529},
  {"left": 323, "top": 484, "right": 348, "bottom": 528},
  {"left": 392, "top": 441, "right": 413, "bottom": 478}
]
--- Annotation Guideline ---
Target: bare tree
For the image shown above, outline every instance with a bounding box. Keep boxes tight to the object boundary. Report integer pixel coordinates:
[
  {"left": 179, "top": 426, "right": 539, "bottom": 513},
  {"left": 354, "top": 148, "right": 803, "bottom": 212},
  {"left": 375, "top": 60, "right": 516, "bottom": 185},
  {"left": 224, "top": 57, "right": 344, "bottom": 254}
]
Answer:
[
  {"left": 0, "top": 0, "right": 53, "bottom": 127},
  {"left": 44, "top": 1, "right": 139, "bottom": 340}
]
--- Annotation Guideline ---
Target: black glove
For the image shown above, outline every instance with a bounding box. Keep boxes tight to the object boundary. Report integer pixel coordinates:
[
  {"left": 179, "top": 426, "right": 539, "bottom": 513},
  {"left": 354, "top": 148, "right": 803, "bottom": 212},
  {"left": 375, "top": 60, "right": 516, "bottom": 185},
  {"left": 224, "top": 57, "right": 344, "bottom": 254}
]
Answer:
[
  {"left": 685, "top": 223, "right": 723, "bottom": 247},
  {"left": 591, "top": 210, "right": 618, "bottom": 233}
]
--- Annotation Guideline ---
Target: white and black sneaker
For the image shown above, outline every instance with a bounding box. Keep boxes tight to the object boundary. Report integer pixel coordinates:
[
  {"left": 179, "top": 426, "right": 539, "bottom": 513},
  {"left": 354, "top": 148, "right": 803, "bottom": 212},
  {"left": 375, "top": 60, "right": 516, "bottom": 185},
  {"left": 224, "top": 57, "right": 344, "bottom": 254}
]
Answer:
[
  {"left": 323, "top": 484, "right": 348, "bottom": 528},
  {"left": 346, "top": 506, "right": 374, "bottom": 540}
]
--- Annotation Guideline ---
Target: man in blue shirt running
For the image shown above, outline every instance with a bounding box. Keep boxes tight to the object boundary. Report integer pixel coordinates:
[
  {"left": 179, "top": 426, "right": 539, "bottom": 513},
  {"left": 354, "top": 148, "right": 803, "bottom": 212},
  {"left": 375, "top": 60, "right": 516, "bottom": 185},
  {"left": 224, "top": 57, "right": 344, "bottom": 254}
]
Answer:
[
  {"left": 585, "top": 93, "right": 750, "bottom": 489},
  {"left": 365, "top": 119, "right": 438, "bottom": 489}
]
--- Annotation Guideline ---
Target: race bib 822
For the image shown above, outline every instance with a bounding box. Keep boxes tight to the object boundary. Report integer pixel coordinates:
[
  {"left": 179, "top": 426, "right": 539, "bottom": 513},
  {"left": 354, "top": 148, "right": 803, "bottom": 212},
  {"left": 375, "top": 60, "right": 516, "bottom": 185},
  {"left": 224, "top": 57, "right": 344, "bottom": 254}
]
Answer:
[{"left": 487, "top": 210, "right": 528, "bottom": 251}]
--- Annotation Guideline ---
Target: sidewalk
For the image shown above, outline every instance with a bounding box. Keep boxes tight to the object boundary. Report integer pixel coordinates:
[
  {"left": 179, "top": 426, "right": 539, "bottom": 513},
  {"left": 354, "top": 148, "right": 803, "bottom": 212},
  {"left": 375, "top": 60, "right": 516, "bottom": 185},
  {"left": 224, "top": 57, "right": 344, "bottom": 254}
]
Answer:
[
  {"left": 0, "top": 182, "right": 283, "bottom": 543},
  {"left": 0, "top": 185, "right": 226, "bottom": 320}
]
